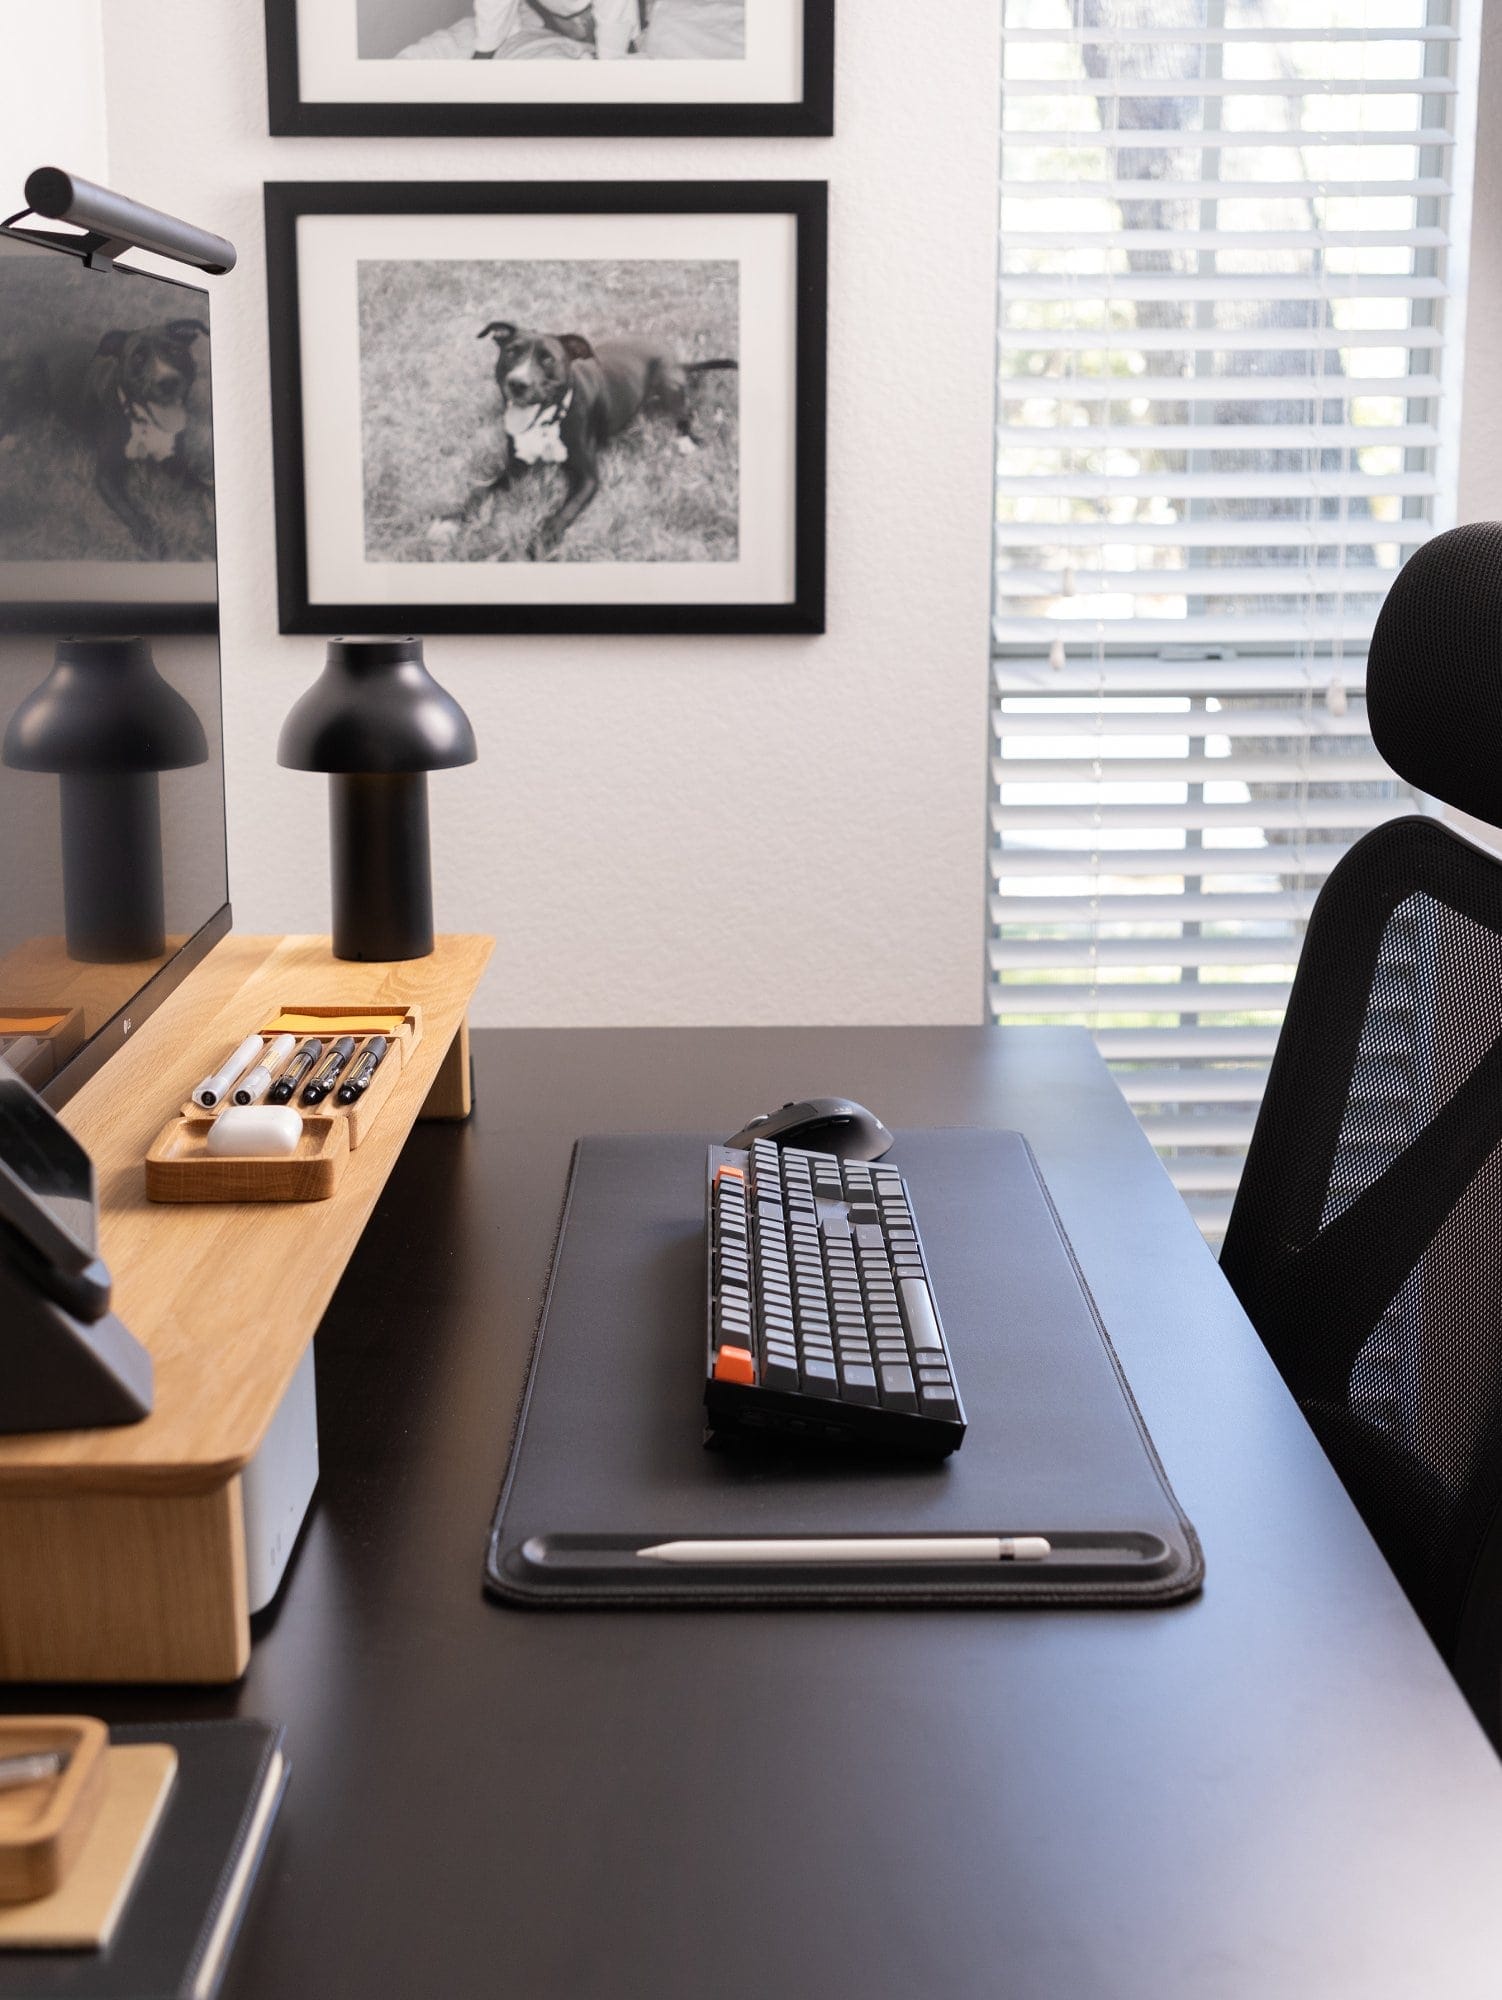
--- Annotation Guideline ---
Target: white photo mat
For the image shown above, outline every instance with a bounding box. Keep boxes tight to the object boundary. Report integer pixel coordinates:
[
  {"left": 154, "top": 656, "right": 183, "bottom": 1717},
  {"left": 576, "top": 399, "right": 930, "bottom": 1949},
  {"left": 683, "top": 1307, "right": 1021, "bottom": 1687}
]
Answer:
[
  {"left": 296, "top": 0, "right": 803, "bottom": 104},
  {"left": 295, "top": 208, "right": 799, "bottom": 608}
]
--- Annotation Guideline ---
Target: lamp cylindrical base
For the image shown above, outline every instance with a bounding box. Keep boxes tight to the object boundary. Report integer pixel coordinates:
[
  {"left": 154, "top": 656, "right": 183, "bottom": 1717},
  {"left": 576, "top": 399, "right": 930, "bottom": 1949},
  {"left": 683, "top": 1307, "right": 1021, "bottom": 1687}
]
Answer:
[
  {"left": 58, "top": 772, "right": 167, "bottom": 963},
  {"left": 328, "top": 772, "right": 434, "bottom": 962}
]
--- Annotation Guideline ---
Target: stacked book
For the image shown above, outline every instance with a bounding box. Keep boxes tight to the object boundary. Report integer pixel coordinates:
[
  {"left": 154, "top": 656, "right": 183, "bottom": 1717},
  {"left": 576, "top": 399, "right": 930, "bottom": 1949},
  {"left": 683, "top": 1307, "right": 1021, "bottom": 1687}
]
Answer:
[{"left": 0, "top": 1717, "right": 286, "bottom": 2000}]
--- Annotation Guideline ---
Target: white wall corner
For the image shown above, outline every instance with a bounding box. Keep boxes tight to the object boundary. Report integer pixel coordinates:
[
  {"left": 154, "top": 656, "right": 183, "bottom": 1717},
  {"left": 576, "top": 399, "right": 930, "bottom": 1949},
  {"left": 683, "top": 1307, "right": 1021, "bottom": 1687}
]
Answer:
[
  {"left": 1457, "top": 0, "right": 1502, "bottom": 526},
  {"left": 0, "top": 0, "right": 108, "bottom": 211}
]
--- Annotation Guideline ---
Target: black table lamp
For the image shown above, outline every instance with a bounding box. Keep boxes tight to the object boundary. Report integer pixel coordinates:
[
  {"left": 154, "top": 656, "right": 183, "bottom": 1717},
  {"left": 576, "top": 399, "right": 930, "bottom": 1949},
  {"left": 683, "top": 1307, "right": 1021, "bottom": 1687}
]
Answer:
[
  {"left": 3, "top": 636, "right": 208, "bottom": 962},
  {"left": 277, "top": 637, "right": 477, "bottom": 962}
]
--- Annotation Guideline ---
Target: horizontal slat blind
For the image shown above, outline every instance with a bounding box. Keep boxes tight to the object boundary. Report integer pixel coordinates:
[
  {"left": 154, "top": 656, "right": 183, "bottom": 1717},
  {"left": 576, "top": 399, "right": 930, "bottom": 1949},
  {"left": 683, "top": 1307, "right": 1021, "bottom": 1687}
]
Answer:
[{"left": 989, "top": 0, "right": 1480, "bottom": 1239}]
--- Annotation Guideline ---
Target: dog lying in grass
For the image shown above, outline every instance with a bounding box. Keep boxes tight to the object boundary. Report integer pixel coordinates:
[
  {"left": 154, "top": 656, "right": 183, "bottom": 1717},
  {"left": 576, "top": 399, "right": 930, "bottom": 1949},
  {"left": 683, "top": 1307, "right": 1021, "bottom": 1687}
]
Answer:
[{"left": 429, "top": 319, "right": 737, "bottom": 558}]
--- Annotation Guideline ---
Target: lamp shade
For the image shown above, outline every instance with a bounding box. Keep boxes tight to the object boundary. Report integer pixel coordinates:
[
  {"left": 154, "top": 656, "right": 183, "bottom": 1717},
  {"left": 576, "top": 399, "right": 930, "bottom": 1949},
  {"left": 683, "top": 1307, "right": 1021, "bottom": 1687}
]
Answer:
[
  {"left": 276, "top": 637, "right": 476, "bottom": 775},
  {"left": 3, "top": 637, "right": 208, "bottom": 775}
]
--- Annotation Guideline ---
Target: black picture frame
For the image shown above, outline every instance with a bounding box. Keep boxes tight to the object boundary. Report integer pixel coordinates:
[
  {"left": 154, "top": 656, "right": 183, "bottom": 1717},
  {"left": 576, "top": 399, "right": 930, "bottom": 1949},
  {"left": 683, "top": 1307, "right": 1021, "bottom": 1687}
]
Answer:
[
  {"left": 264, "top": 0, "right": 834, "bottom": 139},
  {"left": 265, "top": 180, "right": 827, "bottom": 636}
]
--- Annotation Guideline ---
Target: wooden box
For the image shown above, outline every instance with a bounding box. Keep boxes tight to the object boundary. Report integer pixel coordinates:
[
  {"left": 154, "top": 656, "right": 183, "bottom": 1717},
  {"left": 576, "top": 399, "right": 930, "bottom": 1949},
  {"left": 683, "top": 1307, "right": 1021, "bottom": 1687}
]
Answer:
[{"left": 145, "top": 1005, "right": 423, "bottom": 1203}]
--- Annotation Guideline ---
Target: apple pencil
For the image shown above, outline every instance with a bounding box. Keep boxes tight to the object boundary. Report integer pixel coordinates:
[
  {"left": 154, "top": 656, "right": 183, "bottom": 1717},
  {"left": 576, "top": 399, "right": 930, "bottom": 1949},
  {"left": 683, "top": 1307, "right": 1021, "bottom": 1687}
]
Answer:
[{"left": 635, "top": 1535, "right": 1052, "bottom": 1565}]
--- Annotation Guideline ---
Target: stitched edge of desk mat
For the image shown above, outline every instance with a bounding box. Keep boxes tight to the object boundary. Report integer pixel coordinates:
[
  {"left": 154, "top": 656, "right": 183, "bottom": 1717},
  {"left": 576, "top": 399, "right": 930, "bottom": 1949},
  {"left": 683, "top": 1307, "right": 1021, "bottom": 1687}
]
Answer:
[{"left": 483, "top": 1131, "right": 1204, "bottom": 1609}]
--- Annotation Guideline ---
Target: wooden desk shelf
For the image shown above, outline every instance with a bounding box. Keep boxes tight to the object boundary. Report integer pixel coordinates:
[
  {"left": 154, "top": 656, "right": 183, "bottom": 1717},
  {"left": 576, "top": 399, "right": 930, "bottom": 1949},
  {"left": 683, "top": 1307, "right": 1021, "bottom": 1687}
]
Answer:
[{"left": 0, "top": 933, "right": 493, "bottom": 1684}]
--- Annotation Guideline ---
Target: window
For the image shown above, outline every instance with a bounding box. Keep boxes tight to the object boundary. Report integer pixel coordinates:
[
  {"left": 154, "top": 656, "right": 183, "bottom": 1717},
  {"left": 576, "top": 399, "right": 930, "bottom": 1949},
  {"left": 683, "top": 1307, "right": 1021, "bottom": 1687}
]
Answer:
[{"left": 989, "top": 0, "right": 1482, "bottom": 1238}]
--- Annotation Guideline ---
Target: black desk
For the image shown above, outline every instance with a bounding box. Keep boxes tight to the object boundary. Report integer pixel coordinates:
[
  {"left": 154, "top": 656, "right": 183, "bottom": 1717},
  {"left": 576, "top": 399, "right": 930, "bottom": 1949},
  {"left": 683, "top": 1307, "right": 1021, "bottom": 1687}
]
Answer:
[{"left": 33, "top": 1029, "right": 1502, "bottom": 1996}]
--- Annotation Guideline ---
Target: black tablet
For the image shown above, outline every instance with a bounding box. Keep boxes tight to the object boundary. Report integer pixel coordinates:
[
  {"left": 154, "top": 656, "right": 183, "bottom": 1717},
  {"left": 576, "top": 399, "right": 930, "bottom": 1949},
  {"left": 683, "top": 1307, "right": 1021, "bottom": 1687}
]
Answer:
[{"left": 0, "top": 1056, "right": 99, "bottom": 1287}]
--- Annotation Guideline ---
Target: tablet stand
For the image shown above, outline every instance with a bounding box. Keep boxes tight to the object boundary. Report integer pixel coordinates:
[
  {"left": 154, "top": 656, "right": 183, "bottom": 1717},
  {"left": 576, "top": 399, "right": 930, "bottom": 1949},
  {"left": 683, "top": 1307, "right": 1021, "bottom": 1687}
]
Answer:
[{"left": 0, "top": 1239, "right": 153, "bottom": 1434}]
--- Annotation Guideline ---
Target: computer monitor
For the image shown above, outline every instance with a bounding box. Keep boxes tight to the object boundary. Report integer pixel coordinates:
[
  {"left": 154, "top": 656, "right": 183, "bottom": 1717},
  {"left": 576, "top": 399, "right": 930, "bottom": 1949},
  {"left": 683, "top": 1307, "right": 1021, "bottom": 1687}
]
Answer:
[{"left": 0, "top": 214, "right": 230, "bottom": 1107}]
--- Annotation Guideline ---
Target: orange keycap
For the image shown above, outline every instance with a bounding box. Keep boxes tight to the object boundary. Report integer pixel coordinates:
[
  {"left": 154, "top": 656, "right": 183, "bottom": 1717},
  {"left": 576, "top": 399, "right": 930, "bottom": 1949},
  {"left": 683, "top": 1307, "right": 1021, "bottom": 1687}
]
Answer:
[
  {"left": 715, "top": 1165, "right": 745, "bottom": 1182},
  {"left": 713, "top": 1344, "right": 756, "bottom": 1385}
]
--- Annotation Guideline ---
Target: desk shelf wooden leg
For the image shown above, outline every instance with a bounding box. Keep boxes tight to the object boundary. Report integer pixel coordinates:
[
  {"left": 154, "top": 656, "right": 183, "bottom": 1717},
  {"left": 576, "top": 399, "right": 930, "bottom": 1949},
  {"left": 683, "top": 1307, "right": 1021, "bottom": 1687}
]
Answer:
[
  {"left": 0, "top": 1481, "right": 250, "bottom": 1684},
  {"left": 420, "top": 1015, "right": 473, "bottom": 1122}
]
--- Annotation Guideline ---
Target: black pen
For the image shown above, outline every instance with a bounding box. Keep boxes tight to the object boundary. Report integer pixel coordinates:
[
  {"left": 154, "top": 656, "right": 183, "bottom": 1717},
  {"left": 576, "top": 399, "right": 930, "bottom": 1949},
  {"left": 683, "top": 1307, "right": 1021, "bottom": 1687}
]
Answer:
[
  {"left": 301, "top": 1035, "right": 356, "bottom": 1105},
  {"left": 268, "top": 1038, "right": 322, "bottom": 1105},
  {"left": 336, "top": 1035, "right": 389, "bottom": 1105}
]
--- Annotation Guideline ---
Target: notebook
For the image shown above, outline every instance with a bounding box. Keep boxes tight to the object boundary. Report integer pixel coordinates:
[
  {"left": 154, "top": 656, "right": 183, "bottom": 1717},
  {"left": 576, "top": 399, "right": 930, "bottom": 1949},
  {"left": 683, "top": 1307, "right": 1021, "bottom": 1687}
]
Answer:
[{"left": 0, "top": 1721, "right": 287, "bottom": 2000}]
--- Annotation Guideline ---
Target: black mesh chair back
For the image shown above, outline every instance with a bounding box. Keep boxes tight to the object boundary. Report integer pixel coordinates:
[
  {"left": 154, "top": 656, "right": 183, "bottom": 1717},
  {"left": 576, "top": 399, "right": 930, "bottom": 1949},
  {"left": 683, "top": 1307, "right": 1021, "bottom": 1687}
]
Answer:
[{"left": 1220, "top": 521, "right": 1502, "bottom": 1745}]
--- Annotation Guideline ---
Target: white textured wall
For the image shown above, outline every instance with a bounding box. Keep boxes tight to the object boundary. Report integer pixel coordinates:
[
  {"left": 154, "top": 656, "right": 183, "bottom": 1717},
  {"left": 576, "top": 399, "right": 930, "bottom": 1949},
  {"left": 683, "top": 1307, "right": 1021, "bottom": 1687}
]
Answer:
[
  {"left": 1457, "top": 0, "right": 1502, "bottom": 528},
  {"left": 96, "top": 0, "right": 1002, "bottom": 1027},
  {"left": 0, "top": 0, "right": 108, "bottom": 206}
]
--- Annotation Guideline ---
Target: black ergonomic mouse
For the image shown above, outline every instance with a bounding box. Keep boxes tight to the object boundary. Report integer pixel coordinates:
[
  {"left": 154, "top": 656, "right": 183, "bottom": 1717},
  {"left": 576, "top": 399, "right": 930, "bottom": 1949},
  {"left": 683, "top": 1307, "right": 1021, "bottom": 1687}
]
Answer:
[{"left": 725, "top": 1097, "right": 894, "bottom": 1162}]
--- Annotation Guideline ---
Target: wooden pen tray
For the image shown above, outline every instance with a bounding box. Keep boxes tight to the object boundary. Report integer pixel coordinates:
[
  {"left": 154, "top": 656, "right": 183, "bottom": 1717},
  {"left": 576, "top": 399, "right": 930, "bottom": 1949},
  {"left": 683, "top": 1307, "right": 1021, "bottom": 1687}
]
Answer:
[
  {"left": 0, "top": 1716, "right": 109, "bottom": 1903},
  {"left": 144, "top": 1004, "right": 423, "bottom": 1204}
]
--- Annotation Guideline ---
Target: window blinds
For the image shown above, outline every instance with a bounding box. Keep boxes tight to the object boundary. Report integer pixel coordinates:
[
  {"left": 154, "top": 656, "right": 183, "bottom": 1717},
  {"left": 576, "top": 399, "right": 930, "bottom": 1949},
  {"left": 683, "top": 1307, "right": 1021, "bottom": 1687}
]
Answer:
[{"left": 989, "top": 0, "right": 1480, "bottom": 1238}]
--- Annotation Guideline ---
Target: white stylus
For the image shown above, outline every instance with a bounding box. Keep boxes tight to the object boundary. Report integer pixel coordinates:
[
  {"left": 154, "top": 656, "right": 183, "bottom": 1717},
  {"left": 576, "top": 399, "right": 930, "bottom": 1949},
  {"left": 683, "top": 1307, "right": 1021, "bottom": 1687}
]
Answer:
[{"left": 636, "top": 1536, "right": 1053, "bottom": 1565}]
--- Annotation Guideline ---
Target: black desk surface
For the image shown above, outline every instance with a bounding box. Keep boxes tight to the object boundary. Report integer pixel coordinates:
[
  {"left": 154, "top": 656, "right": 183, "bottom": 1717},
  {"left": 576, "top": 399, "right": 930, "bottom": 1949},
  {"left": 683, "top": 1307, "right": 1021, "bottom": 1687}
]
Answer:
[{"left": 19, "top": 1028, "right": 1502, "bottom": 1997}]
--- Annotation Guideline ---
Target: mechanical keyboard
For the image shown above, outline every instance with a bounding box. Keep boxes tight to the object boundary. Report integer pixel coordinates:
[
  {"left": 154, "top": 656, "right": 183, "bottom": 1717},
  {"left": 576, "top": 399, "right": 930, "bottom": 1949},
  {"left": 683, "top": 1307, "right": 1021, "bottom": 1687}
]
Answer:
[{"left": 704, "top": 1138, "right": 966, "bottom": 1457}]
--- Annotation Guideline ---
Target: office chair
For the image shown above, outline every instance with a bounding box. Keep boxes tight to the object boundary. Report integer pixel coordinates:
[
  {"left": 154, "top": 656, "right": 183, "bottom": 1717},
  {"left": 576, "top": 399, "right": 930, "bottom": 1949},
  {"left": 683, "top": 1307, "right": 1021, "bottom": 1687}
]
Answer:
[{"left": 1220, "top": 521, "right": 1502, "bottom": 1748}]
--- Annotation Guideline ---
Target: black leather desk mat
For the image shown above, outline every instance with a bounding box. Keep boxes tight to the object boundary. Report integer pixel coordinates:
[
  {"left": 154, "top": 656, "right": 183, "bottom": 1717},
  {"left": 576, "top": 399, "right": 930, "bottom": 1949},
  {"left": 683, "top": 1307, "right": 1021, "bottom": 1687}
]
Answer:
[{"left": 485, "top": 1131, "right": 1204, "bottom": 1608}]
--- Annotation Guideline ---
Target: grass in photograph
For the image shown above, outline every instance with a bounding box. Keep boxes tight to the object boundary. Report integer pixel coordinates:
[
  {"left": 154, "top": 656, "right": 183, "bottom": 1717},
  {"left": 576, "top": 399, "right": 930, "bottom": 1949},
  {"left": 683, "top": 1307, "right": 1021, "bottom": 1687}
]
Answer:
[
  {"left": 357, "top": 257, "right": 739, "bottom": 564},
  {"left": 0, "top": 258, "right": 214, "bottom": 563}
]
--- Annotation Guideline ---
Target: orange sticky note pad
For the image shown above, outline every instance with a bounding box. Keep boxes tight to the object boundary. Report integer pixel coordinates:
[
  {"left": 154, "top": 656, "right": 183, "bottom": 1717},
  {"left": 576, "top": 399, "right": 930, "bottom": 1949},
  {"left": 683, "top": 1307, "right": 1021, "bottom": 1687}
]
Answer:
[{"left": 262, "top": 1011, "right": 408, "bottom": 1036}]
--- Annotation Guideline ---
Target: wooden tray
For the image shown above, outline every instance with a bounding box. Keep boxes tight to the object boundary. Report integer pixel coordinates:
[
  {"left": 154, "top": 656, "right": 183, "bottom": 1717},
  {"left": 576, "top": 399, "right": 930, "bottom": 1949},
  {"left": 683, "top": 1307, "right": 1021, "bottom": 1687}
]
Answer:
[
  {"left": 146, "top": 1111, "right": 350, "bottom": 1203},
  {"left": 144, "top": 1003, "right": 421, "bottom": 1203},
  {"left": 0, "top": 1716, "right": 109, "bottom": 1902},
  {"left": 277, "top": 1005, "right": 421, "bottom": 1149}
]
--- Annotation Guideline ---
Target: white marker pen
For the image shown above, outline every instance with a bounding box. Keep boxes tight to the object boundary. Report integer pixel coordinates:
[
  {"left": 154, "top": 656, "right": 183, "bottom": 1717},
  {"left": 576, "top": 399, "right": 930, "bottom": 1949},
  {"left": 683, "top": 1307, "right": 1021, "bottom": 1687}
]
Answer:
[
  {"left": 232, "top": 1033, "right": 298, "bottom": 1106},
  {"left": 192, "top": 1033, "right": 264, "bottom": 1110}
]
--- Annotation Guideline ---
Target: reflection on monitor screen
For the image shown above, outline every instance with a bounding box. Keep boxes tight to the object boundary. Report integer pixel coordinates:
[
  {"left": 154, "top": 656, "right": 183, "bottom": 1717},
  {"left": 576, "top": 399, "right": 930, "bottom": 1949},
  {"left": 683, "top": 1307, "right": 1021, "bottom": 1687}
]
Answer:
[{"left": 0, "top": 231, "right": 229, "bottom": 1100}]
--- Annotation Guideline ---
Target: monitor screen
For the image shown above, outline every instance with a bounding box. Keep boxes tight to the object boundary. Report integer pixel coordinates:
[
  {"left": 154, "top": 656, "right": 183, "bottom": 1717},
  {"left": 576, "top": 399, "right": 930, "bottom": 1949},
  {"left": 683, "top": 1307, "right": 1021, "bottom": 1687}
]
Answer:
[{"left": 0, "top": 228, "right": 229, "bottom": 1105}]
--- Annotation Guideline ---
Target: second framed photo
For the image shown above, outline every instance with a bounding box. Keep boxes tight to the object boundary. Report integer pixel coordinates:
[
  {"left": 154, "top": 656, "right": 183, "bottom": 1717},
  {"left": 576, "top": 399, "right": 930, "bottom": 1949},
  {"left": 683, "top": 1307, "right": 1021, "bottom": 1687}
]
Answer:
[
  {"left": 265, "top": 0, "right": 834, "bottom": 138},
  {"left": 265, "top": 181, "right": 826, "bottom": 636}
]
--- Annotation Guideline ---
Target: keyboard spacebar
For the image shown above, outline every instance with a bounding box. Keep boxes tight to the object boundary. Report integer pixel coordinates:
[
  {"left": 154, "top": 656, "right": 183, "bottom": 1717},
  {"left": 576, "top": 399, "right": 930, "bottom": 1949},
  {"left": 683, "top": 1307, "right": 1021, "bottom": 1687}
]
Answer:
[{"left": 899, "top": 1277, "right": 942, "bottom": 1352}]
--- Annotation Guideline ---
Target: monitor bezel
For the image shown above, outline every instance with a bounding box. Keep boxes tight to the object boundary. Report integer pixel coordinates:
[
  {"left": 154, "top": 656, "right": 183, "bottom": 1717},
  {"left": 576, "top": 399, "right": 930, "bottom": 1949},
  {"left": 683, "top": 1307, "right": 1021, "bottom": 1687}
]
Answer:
[{"left": 38, "top": 904, "right": 233, "bottom": 1111}]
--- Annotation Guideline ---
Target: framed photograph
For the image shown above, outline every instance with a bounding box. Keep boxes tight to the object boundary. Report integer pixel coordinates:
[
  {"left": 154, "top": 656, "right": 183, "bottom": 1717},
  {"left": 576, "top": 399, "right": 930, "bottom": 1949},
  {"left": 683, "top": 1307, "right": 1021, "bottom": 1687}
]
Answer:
[
  {"left": 265, "top": 181, "right": 826, "bottom": 636},
  {"left": 264, "top": 0, "right": 834, "bottom": 139}
]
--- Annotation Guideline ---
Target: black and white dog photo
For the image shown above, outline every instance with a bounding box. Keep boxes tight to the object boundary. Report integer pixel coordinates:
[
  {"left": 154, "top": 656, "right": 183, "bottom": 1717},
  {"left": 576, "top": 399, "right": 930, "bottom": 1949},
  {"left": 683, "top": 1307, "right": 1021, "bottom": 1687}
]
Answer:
[{"left": 357, "top": 256, "right": 739, "bottom": 564}]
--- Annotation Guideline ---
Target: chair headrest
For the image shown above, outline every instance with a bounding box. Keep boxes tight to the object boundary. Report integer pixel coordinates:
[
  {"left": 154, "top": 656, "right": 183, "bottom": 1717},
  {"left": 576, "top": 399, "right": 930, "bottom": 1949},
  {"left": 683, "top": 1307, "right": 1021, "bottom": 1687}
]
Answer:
[{"left": 1367, "top": 521, "right": 1502, "bottom": 824}]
